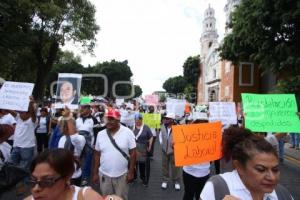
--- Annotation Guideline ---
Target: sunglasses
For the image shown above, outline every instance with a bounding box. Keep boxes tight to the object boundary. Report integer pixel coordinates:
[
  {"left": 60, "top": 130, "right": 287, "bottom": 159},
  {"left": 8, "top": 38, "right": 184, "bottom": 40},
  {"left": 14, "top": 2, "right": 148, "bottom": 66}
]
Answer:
[{"left": 28, "top": 176, "right": 63, "bottom": 188}]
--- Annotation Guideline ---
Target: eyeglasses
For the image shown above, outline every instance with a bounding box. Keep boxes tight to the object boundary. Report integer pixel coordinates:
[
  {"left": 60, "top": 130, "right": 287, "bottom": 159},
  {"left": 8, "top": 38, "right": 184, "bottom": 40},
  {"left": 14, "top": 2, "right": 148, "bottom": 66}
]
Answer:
[{"left": 28, "top": 176, "right": 63, "bottom": 188}]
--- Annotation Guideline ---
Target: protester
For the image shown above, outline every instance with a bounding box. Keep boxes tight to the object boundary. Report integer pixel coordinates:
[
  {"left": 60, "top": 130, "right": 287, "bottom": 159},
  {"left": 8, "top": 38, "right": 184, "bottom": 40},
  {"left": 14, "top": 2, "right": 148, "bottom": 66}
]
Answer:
[
  {"left": 58, "top": 107, "right": 86, "bottom": 186},
  {"left": 147, "top": 105, "right": 159, "bottom": 159},
  {"left": 200, "top": 126, "right": 294, "bottom": 200},
  {"left": 0, "top": 109, "right": 16, "bottom": 146},
  {"left": 159, "top": 113, "right": 181, "bottom": 191},
  {"left": 8, "top": 101, "right": 36, "bottom": 171},
  {"left": 48, "top": 109, "right": 63, "bottom": 149},
  {"left": 76, "top": 104, "right": 94, "bottom": 186},
  {"left": 93, "top": 109, "right": 136, "bottom": 200},
  {"left": 24, "top": 149, "right": 105, "bottom": 200},
  {"left": 182, "top": 115, "right": 211, "bottom": 200},
  {"left": 35, "top": 107, "right": 50, "bottom": 153},
  {"left": 133, "top": 113, "right": 153, "bottom": 186}
]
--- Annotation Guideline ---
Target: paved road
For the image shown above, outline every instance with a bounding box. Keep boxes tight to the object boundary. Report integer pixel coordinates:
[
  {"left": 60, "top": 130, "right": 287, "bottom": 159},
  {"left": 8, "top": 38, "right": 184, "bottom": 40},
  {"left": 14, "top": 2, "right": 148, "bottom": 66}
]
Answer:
[{"left": 1, "top": 141, "right": 300, "bottom": 200}]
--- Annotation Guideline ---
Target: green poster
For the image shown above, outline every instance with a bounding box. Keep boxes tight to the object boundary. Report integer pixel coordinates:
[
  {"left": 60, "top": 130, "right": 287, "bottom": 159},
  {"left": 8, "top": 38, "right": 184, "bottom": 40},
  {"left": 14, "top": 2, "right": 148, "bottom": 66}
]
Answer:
[
  {"left": 142, "top": 113, "right": 161, "bottom": 129},
  {"left": 80, "top": 96, "right": 91, "bottom": 105},
  {"left": 241, "top": 93, "right": 300, "bottom": 132}
]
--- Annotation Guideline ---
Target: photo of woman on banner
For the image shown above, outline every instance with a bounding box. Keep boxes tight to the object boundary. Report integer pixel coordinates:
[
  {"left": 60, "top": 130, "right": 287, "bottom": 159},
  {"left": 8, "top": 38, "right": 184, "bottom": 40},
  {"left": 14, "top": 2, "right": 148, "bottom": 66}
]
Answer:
[{"left": 55, "top": 74, "right": 81, "bottom": 109}]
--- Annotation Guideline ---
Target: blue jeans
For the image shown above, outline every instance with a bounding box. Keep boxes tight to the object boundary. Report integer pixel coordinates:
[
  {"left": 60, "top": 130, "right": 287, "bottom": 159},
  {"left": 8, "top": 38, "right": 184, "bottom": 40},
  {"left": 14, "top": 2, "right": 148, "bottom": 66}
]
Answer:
[
  {"left": 9, "top": 147, "right": 35, "bottom": 171},
  {"left": 290, "top": 133, "right": 300, "bottom": 147},
  {"left": 278, "top": 139, "right": 285, "bottom": 160},
  {"left": 79, "top": 131, "right": 93, "bottom": 180},
  {"left": 81, "top": 147, "right": 93, "bottom": 180}
]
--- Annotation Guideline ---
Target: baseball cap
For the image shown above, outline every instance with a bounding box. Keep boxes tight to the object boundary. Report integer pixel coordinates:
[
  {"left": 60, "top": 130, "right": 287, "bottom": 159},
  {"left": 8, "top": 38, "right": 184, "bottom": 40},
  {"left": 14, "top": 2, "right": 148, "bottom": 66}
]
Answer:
[
  {"left": 135, "top": 113, "right": 143, "bottom": 120},
  {"left": 106, "top": 109, "right": 121, "bottom": 120}
]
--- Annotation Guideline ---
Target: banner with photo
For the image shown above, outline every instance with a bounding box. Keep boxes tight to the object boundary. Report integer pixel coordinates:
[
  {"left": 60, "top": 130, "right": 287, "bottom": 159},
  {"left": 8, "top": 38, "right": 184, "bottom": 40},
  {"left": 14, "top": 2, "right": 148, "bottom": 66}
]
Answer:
[{"left": 54, "top": 73, "right": 82, "bottom": 109}]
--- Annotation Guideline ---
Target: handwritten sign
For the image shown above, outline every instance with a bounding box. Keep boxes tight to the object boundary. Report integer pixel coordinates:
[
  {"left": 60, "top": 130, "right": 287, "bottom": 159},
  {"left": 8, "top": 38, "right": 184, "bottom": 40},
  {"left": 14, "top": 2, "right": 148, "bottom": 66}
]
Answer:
[
  {"left": 0, "top": 81, "right": 34, "bottom": 111},
  {"left": 242, "top": 93, "right": 300, "bottom": 132},
  {"left": 209, "top": 102, "right": 237, "bottom": 125},
  {"left": 142, "top": 113, "right": 161, "bottom": 129},
  {"left": 173, "top": 122, "right": 222, "bottom": 166},
  {"left": 145, "top": 95, "right": 159, "bottom": 105},
  {"left": 166, "top": 98, "right": 185, "bottom": 117}
]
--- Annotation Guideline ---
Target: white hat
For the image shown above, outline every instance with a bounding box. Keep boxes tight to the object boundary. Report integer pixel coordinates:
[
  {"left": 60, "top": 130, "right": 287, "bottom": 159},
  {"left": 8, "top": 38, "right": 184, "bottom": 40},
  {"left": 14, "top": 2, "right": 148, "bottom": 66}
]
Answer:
[{"left": 165, "top": 113, "right": 175, "bottom": 120}]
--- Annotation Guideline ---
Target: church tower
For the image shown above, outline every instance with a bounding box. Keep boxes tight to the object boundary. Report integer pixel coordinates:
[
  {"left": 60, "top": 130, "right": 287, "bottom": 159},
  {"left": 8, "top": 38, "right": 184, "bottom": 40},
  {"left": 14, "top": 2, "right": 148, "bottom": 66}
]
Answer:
[{"left": 200, "top": 5, "right": 218, "bottom": 58}]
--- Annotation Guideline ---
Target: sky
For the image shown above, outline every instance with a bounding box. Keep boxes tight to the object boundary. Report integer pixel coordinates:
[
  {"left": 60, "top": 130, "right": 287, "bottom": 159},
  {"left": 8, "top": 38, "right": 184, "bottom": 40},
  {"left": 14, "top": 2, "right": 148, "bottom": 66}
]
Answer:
[{"left": 64, "top": 0, "right": 227, "bottom": 96}]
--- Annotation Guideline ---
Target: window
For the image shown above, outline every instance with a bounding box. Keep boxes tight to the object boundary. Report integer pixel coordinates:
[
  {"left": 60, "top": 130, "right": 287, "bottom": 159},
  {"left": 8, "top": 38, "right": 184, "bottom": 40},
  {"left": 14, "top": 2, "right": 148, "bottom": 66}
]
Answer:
[
  {"left": 225, "top": 61, "right": 231, "bottom": 73},
  {"left": 239, "top": 62, "right": 254, "bottom": 86},
  {"left": 224, "top": 86, "right": 229, "bottom": 97},
  {"left": 213, "top": 69, "right": 216, "bottom": 78},
  {"left": 210, "top": 23, "right": 212, "bottom": 27},
  {"left": 208, "top": 41, "right": 212, "bottom": 48}
]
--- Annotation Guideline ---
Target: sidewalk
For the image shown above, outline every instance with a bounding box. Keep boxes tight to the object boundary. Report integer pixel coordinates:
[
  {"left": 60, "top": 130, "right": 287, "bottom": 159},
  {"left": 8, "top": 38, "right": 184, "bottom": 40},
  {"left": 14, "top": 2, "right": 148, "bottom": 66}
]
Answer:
[{"left": 284, "top": 143, "right": 300, "bottom": 162}]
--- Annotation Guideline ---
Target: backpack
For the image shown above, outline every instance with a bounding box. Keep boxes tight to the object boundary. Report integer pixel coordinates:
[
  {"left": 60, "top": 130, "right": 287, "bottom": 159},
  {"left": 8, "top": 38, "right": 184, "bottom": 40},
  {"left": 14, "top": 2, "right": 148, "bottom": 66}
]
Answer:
[{"left": 209, "top": 175, "right": 293, "bottom": 200}]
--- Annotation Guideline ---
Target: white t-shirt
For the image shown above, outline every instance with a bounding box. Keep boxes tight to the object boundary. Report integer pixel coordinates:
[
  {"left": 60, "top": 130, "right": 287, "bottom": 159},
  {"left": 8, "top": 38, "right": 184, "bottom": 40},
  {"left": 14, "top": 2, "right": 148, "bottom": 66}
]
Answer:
[
  {"left": 58, "top": 133, "right": 86, "bottom": 178},
  {"left": 200, "top": 170, "right": 280, "bottom": 200},
  {"left": 0, "top": 113, "right": 17, "bottom": 140},
  {"left": 150, "top": 128, "right": 157, "bottom": 137},
  {"left": 183, "top": 162, "right": 210, "bottom": 178},
  {"left": 0, "top": 142, "right": 12, "bottom": 164},
  {"left": 265, "top": 135, "right": 279, "bottom": 154},
  {"left": 36, "top": 116, "right": 47, "bottom": 133},
  {"left": 95, "top": 125, "right": 136, "bottom": 177},
  {"left": 76, "top": 117, "right": 94, "bottom": 143},
  {"left": 13, "top": 116, "right": 36, "bottom": 148}
]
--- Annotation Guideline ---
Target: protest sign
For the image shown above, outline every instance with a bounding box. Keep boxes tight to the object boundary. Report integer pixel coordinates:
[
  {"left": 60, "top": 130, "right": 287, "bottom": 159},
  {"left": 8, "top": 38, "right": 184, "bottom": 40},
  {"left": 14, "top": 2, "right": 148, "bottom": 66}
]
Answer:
[
  {"left": 116, "top": 98, "right": 124, "bottom": 107},
  {"left": 209, "top": 102, "right": 237, "bottom": 125},
  {"left": 0, "top": 81, "right": 34, "bottom": 111},
  {"left": 80, "top": 96, "right": 91, "bottom": 105},
  {"left": 142, "top": 113, "right": 161, "bottom": 129},
  {"left": 166, "top": 98, "right": 185, "bottom": 117},
  {"left": 173, "top": 122, "right": 222, "bottom": 166},
  {"left": 145, "top": 95, "right": 159, "bottom": 105},
  {"left": 242, "top": 93, "right": 300, "bottom": 132},
  {"left": 54, "top": 73, "right": 82, "bottom": 109}
]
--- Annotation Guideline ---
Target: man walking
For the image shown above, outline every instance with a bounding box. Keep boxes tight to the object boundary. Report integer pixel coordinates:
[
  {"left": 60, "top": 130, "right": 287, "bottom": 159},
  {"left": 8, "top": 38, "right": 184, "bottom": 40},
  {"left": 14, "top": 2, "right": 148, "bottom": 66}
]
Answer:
[{"left": 93, "top": 109, "right": 136, "bottom": 200}]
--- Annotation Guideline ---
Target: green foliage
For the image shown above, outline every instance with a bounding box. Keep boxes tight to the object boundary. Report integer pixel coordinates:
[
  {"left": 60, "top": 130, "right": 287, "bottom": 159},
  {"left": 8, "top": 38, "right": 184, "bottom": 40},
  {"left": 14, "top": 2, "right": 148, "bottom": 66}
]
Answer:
[
  {"left": 162, "top": 76, "right": 187, "bottom": 94},
  {"left": 0, "top": 0, "right": 99, "bottom": 100},
  {"left": 133, "top": 85, "right": 143, "bottom": 98},
  {"left": 218, "top": 0, "right": 300, "bottom": 75}
]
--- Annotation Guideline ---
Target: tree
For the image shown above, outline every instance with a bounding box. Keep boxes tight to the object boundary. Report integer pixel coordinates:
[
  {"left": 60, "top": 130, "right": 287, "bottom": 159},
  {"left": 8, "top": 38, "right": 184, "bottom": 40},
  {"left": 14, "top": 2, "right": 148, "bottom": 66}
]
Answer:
[
  {"left": 218, "top": 0, "right": 300, "bottom": 76},
  {"left": 183, "top": 55, "right": 200, "bottom": 102},
  {"left": 162, "top": 76, "right": 187, "bottom": 95},
  {"left": 0, "top": 0, "right": 99, "bottom": 100},
  {"left": 92, "top": 60, "right": 133, "bottom": 99},
  {"left": 133, "top": 85, "right": 143, "bottom": 98}
]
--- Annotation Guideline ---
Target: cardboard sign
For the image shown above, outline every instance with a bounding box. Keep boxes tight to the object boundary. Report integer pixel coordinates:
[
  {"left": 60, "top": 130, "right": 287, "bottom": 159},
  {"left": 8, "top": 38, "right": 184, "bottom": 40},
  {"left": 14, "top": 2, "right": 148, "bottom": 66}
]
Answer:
[
  {"left": 173, "top": 122, "right": 222, "bottom": 166},
  {"left": 209, "top": 102, "right": 237, "bottom": 125},
  {"left": 0, "top": 81, "right": 34, "bottom": 111},
  {"left": 166, "top": 98, "right": 185, "bottom": 117},
  {"left": 142, "top": 113, "right": 161, "bottom": 129},
  {"left": 145, "top": 95, "right": 159, "bottom": 105},
  {"left": 242, "top": 93, "right": 300, "bottom": 132}
]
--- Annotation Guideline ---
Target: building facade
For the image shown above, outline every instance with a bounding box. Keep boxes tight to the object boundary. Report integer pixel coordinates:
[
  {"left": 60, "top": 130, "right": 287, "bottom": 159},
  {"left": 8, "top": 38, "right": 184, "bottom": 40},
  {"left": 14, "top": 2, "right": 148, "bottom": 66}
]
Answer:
[{"left": 197, "top": 1, "right": 263, "bottom": 105}]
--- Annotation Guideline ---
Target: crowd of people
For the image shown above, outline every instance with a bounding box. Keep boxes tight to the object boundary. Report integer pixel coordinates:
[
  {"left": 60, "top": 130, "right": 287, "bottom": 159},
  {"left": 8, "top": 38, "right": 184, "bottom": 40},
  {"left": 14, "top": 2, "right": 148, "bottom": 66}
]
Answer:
[{"left": 0, "top": 96, "right": 298, "bottom": 200}]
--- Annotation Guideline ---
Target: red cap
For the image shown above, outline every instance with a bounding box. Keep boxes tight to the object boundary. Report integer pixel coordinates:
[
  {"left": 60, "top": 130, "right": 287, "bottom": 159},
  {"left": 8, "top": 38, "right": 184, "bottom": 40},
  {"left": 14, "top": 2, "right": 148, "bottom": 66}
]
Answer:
[{"left": 106, "top": 109, "right": 121, "bottom": 120}]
